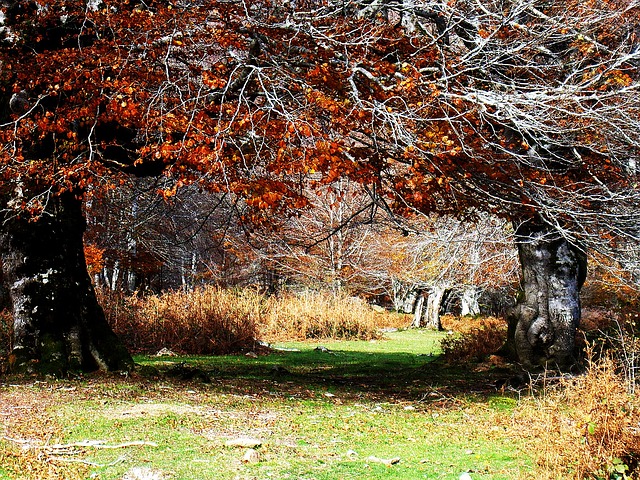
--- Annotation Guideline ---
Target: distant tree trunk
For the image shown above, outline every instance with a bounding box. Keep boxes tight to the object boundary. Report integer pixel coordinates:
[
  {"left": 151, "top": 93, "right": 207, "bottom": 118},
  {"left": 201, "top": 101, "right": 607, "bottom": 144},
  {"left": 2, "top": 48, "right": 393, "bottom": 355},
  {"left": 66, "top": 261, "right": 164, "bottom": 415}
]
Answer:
[
  {"left": 401, "top": 288, "right": 418, "bottom": 314},
  {"left": 411, "top": 293, "right": 426, "bottom": 327},
  {"left": 410, "top": 286, "right": 445, "bottom": 330},
  {"left": 0, "top": 192, "right": 134, "bottom": 374},
  {"left": 391, "top": 279, "right": 403, "bottom": 311},
  {"left": 109, "top": 260, "right": 120, "bottom": 290},
  {"left": 460, "top": 286, "right": 480, "bottom": 316},
  {"left": 424, "top": 286, "right": 445, "bottom": 330},
  {"left": 504, "top": 220, "right": 587, "bottom": 370}
]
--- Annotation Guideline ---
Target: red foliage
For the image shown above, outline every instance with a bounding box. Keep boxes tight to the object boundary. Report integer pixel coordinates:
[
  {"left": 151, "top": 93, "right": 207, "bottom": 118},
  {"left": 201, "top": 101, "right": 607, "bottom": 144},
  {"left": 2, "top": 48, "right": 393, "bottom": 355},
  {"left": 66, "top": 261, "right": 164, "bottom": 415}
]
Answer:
[{"left": 0, "top": 0, "right": 637, "bottom": 240}]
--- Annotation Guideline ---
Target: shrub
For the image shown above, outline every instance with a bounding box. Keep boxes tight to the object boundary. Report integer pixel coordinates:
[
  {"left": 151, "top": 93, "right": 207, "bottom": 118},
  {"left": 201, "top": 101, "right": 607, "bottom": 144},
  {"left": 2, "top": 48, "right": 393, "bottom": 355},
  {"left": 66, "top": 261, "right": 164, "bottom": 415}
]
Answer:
[
  {"left": 439, "top": 316, "right": 507, "bottom": 364},
  {"left": 100, "top": 287, "right": 262, "bottom": 355}
]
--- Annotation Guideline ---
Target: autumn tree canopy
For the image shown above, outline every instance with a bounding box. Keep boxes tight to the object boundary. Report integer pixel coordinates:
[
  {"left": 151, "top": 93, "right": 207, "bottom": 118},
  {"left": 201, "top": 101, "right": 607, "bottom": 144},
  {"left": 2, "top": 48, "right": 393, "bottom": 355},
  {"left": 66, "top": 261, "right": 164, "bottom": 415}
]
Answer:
[
  {"left": 1, "top": 0, "right": 639, "bottom": 372},
  {"left": 2, "top": 0, "right": 639, "bottom": 239}
]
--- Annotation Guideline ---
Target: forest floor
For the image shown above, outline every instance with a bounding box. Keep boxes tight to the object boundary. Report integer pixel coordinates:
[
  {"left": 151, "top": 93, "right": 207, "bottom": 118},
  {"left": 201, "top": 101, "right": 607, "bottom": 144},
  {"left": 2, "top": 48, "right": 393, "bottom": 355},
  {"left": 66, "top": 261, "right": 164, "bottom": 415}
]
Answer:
[{"left": 0, "top": 329, "right": 617, "bottom": 479}]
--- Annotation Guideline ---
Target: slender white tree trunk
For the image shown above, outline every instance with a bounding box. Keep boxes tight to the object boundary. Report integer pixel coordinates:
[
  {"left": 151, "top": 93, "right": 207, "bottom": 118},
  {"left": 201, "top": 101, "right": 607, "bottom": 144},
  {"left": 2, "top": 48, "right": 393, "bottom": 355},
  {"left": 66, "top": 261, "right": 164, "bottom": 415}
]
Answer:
[
  {"left": 411, "top": 294, "right": 426, "bottom": 328},
  {"left": 461, "top": 286, "right": 480, "bottom": 316}
]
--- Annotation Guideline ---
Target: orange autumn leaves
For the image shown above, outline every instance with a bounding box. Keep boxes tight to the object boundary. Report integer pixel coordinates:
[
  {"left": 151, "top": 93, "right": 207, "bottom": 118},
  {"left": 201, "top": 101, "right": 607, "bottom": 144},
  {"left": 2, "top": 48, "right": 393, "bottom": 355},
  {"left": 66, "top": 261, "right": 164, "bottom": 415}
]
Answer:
[{"left": 0, "top": 0, "right": 638, "bottom": 230}]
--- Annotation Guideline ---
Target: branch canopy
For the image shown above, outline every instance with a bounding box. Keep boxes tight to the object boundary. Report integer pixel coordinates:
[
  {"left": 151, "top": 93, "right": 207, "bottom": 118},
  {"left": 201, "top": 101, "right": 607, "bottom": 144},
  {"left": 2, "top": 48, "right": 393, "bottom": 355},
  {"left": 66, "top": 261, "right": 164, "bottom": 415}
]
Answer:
[{"left": 0, "top": 0, "right": 638, "bottom": 255}]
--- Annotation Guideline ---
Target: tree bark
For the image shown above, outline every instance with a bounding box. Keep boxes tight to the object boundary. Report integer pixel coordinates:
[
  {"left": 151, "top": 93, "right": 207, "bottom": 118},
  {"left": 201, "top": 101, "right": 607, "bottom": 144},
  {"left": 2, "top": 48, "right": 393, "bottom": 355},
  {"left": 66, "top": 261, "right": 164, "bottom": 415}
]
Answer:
[
  {"left": 410, "top": 292, "right": 426, "bottom": 327},
  {"left": 401, "top": 288, "right": 419, "bottom": 314},
  {"left": 505, "top": 220, "right": 587, "bottom": 370},
  {"left": 391, "top": 279, "right": 418, "bottom": 313},
  {"left": 0, "top": 193, "right": 134, "bottom": 375},
  {"left": 424, "top": 286, "right": 445, "bottom": 330},
  {"left": 410, "top": 286, "right": 445, "bottom": 330}
]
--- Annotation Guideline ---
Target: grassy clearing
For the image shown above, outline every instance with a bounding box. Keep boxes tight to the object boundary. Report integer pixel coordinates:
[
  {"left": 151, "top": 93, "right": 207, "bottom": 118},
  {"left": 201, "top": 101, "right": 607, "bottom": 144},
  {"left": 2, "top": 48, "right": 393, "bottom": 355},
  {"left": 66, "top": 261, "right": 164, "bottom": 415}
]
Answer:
[
  {"left": 0, "top": 330, "right": 532, "bottom": 480},
  {"left": 0, "top": 328, "right": 638, "bottom": 479}
]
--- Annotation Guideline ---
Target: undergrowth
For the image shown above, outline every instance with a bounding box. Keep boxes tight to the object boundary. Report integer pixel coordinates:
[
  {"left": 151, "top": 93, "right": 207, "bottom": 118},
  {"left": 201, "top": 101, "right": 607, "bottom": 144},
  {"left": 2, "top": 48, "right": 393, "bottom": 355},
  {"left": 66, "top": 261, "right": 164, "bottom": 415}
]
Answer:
[
  {"left": 99, "top": 287, "right": 384, "bottom": 354},
  {"left": 591, "top": 315, "right": 640, "bottom": 395},
  {"left": 259, "top": 290, "right": 382, "bottom": 342},
  {"left": 439, "top": 316, "right": 508, "bottom": 364},
  {"left": 517, "top": 356, "right": 640, "bottom": 479},
  {"left": 100, "top": 287, "right": 261, "bottom": 355}
]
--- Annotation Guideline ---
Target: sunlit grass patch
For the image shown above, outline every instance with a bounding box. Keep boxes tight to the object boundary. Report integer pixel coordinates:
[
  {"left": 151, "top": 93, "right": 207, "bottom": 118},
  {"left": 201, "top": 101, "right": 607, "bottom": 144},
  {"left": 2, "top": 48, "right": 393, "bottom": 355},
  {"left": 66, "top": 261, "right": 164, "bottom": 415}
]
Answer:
[
  {"left": 43, "top": 388, "right": 531, "bottom": 480},
  {"left": 4, "top": 328, "right": 636, "bottom": 479}
]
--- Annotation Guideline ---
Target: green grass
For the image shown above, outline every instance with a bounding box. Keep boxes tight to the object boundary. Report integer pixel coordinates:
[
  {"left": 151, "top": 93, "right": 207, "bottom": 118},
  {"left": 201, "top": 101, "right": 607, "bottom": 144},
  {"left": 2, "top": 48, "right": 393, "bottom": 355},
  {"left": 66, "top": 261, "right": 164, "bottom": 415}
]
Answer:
[{"left": 0, "top": 330, "right": 532, "bottom": 479}]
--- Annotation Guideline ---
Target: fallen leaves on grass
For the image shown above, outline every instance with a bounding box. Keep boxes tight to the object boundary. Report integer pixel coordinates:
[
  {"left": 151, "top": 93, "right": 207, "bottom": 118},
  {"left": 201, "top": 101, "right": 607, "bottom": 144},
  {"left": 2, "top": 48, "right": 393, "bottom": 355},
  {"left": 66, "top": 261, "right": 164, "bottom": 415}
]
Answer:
[{"left": 510, "top": 357, "right": 640, "bottom": 479}]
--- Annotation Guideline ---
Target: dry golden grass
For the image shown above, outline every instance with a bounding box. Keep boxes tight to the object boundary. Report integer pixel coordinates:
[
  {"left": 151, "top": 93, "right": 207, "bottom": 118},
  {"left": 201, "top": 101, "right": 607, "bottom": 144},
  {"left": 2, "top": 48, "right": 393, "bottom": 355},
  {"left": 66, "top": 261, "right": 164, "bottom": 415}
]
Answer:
[
  {"left": 511, "top": 357, "right": 640, "bottom": 479},
  {"left": 439, "top": 316, "right": 508, "bottom": 364},
  {"left": 101, "top": 287, "right": 262, "bottom": 354},
  {"left": 101, "top": 287, "right": 383, "bottom": 353},
  {"left": 259, "top": 290, "right": 382, "bottom": 342},
  {"left": 441, "top": 314, "right": 507, "bottom": 333},
  {"left": 0, "top": 388, "right": 89, "bottom": 480}
]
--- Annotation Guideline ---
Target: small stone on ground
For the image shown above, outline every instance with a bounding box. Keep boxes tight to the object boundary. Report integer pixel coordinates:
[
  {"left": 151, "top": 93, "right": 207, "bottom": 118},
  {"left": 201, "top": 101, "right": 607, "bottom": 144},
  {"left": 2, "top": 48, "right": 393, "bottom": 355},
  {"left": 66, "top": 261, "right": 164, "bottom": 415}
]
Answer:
[
  {"left": 243, "top": 448, "right": 260, "bottom": 463},
  {"left": 121, "top": 467, "right": 168, "bottom": 480},
  {"left": 366, "top": 455, "right": 401, "bottom": 466},
  {"left": 225, "top": 437, "right": 263, "bottom": 448}
]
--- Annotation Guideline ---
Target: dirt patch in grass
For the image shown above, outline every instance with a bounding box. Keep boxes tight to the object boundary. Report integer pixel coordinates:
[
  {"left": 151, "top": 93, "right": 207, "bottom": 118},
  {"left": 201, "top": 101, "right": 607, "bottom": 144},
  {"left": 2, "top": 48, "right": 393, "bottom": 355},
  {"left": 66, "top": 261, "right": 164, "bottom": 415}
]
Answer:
[
  {"left": 0, "top": 385, "right": 60, "bottom": 439},
  {"left": 0, "top": 385, "right": 91, "bottom": 480}
]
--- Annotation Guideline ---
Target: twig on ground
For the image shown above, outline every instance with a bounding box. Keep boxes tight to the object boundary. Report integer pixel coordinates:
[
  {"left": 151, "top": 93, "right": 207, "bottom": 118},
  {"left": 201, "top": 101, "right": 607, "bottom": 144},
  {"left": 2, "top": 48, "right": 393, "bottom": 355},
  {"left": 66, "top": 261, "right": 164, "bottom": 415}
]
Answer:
[
  {"left": 45, "top": 440, "right": 159, "bottom": 450},
  {"left": 47, "top": 455, "right": 128, "bottom": 467},
  {"left": 2, "top": 436, "right": 158, "bottom": 455}
]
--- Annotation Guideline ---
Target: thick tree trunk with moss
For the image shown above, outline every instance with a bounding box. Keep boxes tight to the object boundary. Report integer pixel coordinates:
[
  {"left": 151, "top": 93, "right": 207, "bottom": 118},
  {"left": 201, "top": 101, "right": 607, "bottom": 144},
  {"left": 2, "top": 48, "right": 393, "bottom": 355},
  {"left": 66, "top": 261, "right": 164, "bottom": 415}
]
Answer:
[
  {"left": 504, "top": 220, "right": 587, "bottom": 370},
  {"left": 0, "top": 193, "right": 134, "bottom": 375}
]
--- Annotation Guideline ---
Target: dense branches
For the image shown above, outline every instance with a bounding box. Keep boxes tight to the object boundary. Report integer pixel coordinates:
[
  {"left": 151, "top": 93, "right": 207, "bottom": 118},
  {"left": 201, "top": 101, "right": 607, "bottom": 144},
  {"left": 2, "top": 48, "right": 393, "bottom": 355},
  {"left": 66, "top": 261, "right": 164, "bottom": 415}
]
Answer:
[
  {"left": 0, "top": 0, "right": 639, "bottom": 370},
  {"left": 1, "top": 1, "right": 638, "bottom": 239}
]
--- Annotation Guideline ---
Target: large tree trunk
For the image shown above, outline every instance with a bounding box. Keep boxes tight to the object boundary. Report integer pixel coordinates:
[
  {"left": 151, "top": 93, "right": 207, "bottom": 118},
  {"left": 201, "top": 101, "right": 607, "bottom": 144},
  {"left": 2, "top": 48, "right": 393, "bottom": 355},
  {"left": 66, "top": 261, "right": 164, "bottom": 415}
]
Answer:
[
  {"left": 505, "top": 220, "right": 587, "bottom": 370},
  {"left": 0, "top": 193, "right": 134, "bottom": 375}
]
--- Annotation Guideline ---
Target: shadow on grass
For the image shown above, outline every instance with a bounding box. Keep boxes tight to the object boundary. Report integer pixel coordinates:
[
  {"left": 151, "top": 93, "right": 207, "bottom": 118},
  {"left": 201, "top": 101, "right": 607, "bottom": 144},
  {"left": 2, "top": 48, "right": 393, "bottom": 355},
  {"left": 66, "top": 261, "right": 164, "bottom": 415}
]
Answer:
[{"left": 135, "top": 338, "right": 519, "bottom": 404}]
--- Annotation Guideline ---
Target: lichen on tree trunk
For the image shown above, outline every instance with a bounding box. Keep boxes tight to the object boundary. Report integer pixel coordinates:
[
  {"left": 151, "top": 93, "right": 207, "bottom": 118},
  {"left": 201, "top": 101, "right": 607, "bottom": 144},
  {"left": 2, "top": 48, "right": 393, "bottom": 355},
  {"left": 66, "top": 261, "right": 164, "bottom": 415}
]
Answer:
[
  {"left": 504, "top": 219, "right": 587, "bottom": 370},
  {"left": 0, "top": 192, "right": 134, "bottom": 375}
]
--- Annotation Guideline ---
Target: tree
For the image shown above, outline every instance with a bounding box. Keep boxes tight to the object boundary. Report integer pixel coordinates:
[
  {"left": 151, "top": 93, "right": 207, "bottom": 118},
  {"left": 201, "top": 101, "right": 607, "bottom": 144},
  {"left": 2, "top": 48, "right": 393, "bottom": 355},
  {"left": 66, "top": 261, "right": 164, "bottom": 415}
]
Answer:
[
  {"left": 376, "top": 215, "right": 519, "bottom": 329},
  {"left": 1, "top": 0, "right": 639, "bottom": 372},
  {"left": 85, "top": 179, "right": 251, "bottom": 292},
  {"left": 254, "top": 177, "right": 383, "bottom": 294}
]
